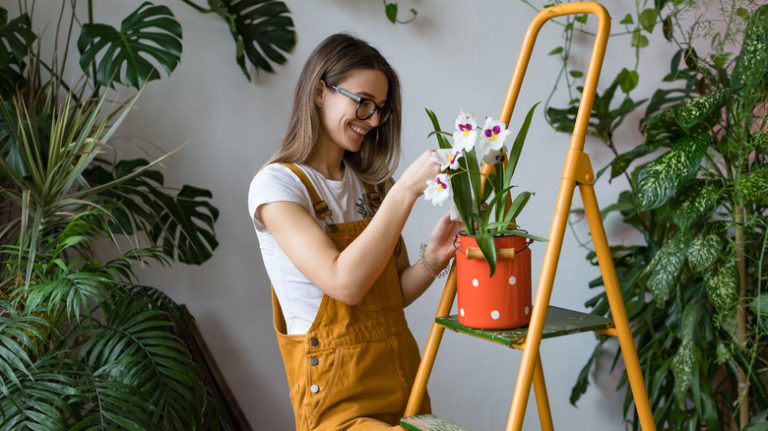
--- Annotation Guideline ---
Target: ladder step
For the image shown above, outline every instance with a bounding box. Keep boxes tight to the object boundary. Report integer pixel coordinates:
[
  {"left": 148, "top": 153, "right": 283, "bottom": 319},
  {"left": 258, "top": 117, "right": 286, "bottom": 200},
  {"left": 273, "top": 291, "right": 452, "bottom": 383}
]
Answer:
[
  {"left": 400, "top": 414, "right": 469, "bottom": 431},
  {"left": 436, "top": 306, "right": 613, "bottom": 348}
]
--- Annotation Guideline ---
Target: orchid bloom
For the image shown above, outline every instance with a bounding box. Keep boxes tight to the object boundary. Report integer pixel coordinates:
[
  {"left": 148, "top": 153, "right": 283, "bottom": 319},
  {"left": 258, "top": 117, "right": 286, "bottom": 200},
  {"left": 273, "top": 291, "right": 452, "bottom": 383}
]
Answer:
[
  {"left": 423, "top": 173, "right": 452, "bottom": 206},
  {"left": 452, "top": 111, "right": 478, "bottom": 152},
  {"left": 432, "top": 148, "right": 463, "bottom": 170},
  {"left": 476, "top": 117, "right": 511, "bottom": 164}
]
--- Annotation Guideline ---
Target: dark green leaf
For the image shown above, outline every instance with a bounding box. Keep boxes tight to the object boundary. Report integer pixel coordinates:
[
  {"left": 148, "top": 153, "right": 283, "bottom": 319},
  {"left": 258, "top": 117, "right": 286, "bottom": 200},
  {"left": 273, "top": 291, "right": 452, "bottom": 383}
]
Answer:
[
  {"left": 475, "top": 231, "right": 497, "bottom": 277},
  {"left": 750, "top": 294, "right": 768, "bottom": 317},
  {"left": 575, "top": 14, "right": 588, "bottom": 24},
  {"left": 672, "top": 181, "right": 719, "bottom": 230},
  {"left": 216, "top": 0, "right": 296, "bottom": 78},
  {"left": 635, "top": 135, "right": 710, "bottom": 210},
  {"left": 645, "top": 233, "right": 687, "bottom": 304},
  {"left": 730, "top": 5, "right": 768, "bottom": 94},
  {"left": 618, "top": 68, "right": 639, "bottom": 93},
  {"left": 385, "top": 3, "right": 398, "bottom": 23},
  {"left": 687, "top": 232, "right": 722, "bottom": 273},
  {"left": 672, "top": 90, "right": 727, "bottom": 131},
  {"left": 662, "top": 16, "right": 673, "bottom": 41},
  {"left": 705, "top": 259, "right": 738, "bottom": 313},
  {"left": 77, "top": 2, "right": 183, "bottom": 88},
  {"left": 671, "top": 305, "right": 699, "bottom": 407},
  {"left": 735, "top": 166, "right": 768, "bottom": 205},
  {"left": 569, "top": 70, "right": 584, "bottom": 78},
  {"left": 0, "top": 13, "right": 35, "bottom": 69}
]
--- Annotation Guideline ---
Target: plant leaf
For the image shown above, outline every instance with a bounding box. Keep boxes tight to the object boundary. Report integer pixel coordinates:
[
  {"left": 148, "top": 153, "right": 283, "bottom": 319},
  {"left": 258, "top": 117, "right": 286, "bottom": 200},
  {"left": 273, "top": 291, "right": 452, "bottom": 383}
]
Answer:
[
  {"left": 645, "top": 233, "right": 687, "bottom": 304},
  {"left": 672, "top": 181, "right": 719, "bottom": 230},
  {"left": 687, "top": 232, "right": 722, "bottom": 273},
  {"left": 78, "top": 2, "right": 183, "bottom": 88},
  {"left": 475, "top": 231, "right": 497, "bottom": 277},
  {"left": 704, "top": 258, "right": 738, "bottom": 314},
  {"left": 635, "top": 135, "right": 710, "bottom": 210},
  {"left": 671, "top": 305, "right": 699, "bottom": 408},
  {"left": 735, "top": 166, "right": 768, "bottom": 205},
  {"left": 672, "top": 90, "right": 727, "bottom": 131},
  {"left": 216, "top": 0, "right": 296, "bottom": 78}
]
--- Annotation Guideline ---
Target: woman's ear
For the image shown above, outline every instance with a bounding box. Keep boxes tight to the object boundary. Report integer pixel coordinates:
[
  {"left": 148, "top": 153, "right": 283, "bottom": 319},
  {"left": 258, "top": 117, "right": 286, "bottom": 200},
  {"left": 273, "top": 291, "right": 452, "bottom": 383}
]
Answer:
[{"left": 314, "top": 80, "right": 326, "bottom": 107}]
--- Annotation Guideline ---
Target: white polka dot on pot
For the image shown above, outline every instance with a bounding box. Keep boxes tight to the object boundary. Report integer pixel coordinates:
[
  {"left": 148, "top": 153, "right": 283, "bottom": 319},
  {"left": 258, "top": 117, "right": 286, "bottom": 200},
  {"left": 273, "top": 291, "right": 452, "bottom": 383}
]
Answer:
[
  {"left": 508, "top": 276, "right": 517, "bottom": 285},
  {"left": 524, "top": 306, "right": 530, "bottom": 315},
  {"left": 472, "top": 278, "right": 479, "bottom": 287},
  {"left": 460, "top": 308, "right": 465, "bottom": 317},
  {"left": 491, "top": 310, "right": 500, "bottom": 320}
]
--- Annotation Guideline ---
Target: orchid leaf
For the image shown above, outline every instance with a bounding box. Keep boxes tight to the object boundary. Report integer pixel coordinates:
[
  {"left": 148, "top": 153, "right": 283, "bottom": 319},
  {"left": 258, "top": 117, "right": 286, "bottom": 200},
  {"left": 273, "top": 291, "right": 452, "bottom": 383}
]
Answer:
[{"left": 475, "top": 231, "right": 497, "bottom": 277}]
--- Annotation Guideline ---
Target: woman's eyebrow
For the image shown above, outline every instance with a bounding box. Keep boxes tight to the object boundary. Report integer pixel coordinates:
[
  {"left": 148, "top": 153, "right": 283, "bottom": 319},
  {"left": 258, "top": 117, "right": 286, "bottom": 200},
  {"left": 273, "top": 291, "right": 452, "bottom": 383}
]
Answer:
[{"left": 357, "top": 90, "right": 386, "bottom": 106}]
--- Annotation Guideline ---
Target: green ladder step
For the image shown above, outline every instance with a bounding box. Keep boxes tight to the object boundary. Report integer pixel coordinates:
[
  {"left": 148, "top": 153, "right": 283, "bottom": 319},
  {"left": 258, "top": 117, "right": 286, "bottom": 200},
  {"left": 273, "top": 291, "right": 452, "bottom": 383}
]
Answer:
[
  {"left": 401, "top": 414, "right": 469, "bottom": 431},
  {"left": 436, "top": 306, "right": 613, "bottom": 348}
]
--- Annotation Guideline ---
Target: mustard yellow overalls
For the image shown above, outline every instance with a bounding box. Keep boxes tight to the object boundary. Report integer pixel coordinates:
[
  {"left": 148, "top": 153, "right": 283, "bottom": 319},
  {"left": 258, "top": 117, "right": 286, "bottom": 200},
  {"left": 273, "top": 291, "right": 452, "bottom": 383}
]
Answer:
[{"left": 271, "top": 163, "right": 431, "bottom": 430}]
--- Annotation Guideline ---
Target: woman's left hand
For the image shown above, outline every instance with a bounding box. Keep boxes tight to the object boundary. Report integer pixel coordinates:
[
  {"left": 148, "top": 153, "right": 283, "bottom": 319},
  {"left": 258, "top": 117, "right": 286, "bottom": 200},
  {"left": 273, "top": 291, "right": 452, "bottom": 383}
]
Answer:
[{"left": 425, "top": 212, "right": 465, "bottom": 269}]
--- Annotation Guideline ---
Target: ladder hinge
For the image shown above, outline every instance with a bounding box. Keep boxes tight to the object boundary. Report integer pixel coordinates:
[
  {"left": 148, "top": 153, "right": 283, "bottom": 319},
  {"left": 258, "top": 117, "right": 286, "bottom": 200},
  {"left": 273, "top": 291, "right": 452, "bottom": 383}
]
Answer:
[{"left": 562, "top": 149, "right": 595, "bottom": 185}]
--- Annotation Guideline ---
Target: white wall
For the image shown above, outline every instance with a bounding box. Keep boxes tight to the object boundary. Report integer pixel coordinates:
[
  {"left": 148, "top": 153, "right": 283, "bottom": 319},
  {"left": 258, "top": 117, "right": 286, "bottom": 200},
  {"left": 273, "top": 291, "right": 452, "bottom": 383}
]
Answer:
[{"left": 7, "top": 0, "right": 680, "bottom": 429}]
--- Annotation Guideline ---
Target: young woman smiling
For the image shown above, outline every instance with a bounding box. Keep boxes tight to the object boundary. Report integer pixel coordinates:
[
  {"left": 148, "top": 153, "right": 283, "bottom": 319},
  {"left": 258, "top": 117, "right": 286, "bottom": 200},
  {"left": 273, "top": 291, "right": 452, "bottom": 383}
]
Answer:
[{"left": 248, "top": 33, "right": 462, "bottom": 430}]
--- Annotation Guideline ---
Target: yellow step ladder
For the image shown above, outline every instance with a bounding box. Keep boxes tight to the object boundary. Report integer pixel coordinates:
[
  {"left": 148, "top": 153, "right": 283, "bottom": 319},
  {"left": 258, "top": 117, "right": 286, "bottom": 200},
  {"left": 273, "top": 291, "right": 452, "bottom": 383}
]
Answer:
[{"left": 400, "top": 3, "right": 656, "bottom": 430}]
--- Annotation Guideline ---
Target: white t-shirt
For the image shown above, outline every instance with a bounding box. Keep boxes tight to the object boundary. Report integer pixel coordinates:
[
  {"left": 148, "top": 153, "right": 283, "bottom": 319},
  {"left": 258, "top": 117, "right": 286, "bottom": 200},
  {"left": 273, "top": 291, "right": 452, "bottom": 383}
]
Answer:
[{"left": 248, "top": 162, "right": 376, "bottom": 334}]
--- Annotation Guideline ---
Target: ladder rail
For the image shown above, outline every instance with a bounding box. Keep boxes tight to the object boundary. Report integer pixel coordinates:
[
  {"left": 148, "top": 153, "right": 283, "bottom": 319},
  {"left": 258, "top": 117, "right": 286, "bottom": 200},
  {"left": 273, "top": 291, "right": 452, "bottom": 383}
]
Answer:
[{"left": 404, "top": 2, "right": 657, "bottom": 430}]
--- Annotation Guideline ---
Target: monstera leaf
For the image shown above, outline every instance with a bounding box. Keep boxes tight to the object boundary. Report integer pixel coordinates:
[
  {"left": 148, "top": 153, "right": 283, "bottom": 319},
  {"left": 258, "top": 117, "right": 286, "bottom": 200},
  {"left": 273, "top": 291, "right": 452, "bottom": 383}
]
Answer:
[
  {"left": 77, "top": 2, "right": 182, "bottom": 88},
  {"left": 0, "top": 9, "right": 35, "bottom": 69},
  {"left": 215, "top": 0, "right": 296, "bottom": 78},
  {"left": 86, "top": 159, "right": 219, "bottom": 265}
]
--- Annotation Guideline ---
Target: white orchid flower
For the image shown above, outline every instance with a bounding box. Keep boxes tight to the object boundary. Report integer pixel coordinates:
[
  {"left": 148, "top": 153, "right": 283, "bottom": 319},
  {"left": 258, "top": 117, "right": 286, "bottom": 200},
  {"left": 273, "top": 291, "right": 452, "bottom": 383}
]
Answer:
[
  {"left": 476, "top": 117, "right": 511, "bottom": 162},
  {"left": 452, "top": 111, "right": 478, "bottom": 152},
  {"left": 432, "top": 148, "right": 463, "bottom": 170},
  {"left": 423, "top": 173, "right": 452, "bottom": 206}
]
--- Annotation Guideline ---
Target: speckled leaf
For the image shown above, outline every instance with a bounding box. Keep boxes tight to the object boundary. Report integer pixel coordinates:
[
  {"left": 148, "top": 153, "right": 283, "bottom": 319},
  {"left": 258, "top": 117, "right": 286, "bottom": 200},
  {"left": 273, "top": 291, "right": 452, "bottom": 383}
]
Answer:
[
  {"left": 645, "top": 233, "right": 688, "bottom": 304},
  {"left": 636, "top": 135, "right": 710, "bottom": 210},
  {"left": 673, "top": 90, "right": 727, "bottom": 131},
  {"left": 687, "top": 232, "right": 722, "bottom": 273},
  {"left": 731, "top": 5, "right": 768, "bottom": 93},
  {"left": 672, "top": 305, "right": 699, "bottom": 408},
  {"left": 673, "top": 181, "right": 719, "bottom": 230},
  {"left": 609, "top": 139, "right": 664, "bottom": 179},
  {"left": 705, "top": 259, "right": 738, "bottom": 313},
  {"left": 735, "top": 166, "right": 768, "bottom": 205}
]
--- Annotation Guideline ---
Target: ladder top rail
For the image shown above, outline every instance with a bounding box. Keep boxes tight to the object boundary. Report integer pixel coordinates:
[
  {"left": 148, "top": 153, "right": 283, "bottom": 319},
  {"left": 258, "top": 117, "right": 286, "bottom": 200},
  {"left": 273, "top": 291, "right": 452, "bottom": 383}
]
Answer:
[{"left": 498, "top": 1, "right": 610, "bottom": 155}]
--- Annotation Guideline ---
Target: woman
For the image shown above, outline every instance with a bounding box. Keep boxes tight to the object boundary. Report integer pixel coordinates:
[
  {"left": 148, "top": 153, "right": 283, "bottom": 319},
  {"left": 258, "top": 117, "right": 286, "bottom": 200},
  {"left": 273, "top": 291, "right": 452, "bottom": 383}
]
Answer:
[{"left": 248, "top": 33, "right": 461, "bottom": 430}]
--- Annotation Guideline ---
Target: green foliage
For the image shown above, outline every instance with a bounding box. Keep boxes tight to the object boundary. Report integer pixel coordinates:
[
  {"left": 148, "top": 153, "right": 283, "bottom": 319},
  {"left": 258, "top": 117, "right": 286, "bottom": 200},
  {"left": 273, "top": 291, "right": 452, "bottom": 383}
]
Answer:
[
  {"left": 540, "top": 0, "right": 768, "bottom": 427},
  {"left": 635, "top": 135, "right": 710, "bottom": 210},
  {"left": 78, "top": 2, "right": 182, "bottom": 88},
  {"left": 211, "top": 0, "right": 296, "bottom": 78}
]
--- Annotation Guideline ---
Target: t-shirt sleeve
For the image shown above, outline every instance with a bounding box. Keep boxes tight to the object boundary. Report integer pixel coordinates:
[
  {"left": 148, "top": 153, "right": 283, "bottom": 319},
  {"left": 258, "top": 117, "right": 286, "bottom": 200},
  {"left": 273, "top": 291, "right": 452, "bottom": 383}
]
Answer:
[{"left": 248, "top": 164, "right": 309, "bottom": 232}]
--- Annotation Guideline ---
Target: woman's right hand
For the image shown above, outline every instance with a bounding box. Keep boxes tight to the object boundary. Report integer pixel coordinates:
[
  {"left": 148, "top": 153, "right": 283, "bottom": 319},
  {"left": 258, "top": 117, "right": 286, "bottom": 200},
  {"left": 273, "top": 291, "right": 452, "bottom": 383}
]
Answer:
[{"left": 394, "top": 149, "right": 442, "bottom": 200}]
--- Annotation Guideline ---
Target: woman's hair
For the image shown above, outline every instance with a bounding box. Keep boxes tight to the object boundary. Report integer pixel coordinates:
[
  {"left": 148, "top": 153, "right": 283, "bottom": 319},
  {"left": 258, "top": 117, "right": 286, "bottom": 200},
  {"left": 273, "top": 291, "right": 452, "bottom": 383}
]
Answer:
[{"left": 266, "top": 33, "right": 402, "bottom": 186}]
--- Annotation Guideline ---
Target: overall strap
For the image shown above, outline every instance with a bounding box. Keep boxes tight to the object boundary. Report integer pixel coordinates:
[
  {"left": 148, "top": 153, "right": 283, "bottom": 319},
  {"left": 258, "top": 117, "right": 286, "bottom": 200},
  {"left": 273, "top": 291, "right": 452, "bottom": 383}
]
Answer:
[
  {"left": 362, "top": 182, "right": 382, "bottom": 209},
  {"left": 280, "top": 163, "right": 337, "bottom": 231}
]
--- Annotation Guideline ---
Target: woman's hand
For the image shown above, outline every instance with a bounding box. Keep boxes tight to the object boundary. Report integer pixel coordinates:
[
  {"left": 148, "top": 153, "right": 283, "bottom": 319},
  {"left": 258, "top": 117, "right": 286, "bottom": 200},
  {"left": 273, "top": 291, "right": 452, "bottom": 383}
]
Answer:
[
  {"left": 393, "top": 150, "right": 441, "bottom": 200},
  {"left": 424, "top": 212, "right": 465, "bottom": 270}
]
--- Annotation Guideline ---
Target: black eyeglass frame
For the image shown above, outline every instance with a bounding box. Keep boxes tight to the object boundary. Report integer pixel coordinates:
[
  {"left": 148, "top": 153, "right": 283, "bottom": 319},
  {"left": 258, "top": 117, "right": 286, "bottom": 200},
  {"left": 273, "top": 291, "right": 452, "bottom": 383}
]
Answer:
[{"left": 326, "top": 84, "right": 391, "bottom": 124}]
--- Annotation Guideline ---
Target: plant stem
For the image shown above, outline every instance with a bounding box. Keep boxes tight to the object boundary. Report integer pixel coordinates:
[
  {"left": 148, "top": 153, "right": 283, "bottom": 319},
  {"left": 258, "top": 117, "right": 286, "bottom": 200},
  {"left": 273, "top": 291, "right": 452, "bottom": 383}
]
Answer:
[{"left": 735, "top": 204, "right": 748, "bottom": 428}]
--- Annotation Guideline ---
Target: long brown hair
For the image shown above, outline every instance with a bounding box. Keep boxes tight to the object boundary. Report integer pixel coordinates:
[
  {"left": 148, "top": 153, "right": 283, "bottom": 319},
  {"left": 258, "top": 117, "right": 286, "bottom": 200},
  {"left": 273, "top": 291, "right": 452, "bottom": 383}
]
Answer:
[{"left": 266, "top": 33, "right": 402, "bottom": 185}]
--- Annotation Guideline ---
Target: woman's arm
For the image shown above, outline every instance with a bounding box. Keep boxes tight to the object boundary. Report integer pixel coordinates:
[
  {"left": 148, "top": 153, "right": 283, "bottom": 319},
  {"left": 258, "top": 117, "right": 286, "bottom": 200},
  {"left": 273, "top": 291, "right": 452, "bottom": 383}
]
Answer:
[
  {"left": 396, "top": 212, "right": 464, "bottom": 306},
  {"left": 259, "top": 150, "right": 440, "bottom": 305}
]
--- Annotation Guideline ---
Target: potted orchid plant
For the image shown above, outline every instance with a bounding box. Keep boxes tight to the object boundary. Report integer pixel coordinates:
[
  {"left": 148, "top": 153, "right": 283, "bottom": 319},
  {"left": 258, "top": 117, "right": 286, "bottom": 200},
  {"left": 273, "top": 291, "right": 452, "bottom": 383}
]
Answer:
[{"left": 423, "top": 104, "right": 544, "bottom": 329}]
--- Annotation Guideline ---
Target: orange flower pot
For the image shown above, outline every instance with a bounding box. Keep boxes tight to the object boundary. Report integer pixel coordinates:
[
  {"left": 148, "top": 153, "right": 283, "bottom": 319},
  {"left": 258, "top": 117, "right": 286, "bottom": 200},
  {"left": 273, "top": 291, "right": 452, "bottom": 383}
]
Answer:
[{"left": 455, "top": 233, "right": 532, "bottom": 329}]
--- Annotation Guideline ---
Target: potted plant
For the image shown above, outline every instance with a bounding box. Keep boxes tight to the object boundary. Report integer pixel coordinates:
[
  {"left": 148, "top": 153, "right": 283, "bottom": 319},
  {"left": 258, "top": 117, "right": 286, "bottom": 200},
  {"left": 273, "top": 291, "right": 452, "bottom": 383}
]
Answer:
[{"left": 423, "top": 105, "right": 544, "bottom": 329}]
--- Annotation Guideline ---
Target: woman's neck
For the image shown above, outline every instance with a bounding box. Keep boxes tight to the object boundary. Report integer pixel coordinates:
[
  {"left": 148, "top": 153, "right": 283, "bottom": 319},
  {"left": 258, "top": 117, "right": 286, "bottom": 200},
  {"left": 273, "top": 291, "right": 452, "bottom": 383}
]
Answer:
[{"left": 306, "top": 137, "right": 345, "bottom": 180}]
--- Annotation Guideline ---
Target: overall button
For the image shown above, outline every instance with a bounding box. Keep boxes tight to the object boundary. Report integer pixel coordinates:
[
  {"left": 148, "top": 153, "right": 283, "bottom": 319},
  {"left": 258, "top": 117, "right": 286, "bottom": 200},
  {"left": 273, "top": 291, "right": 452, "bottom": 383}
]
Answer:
[
  {"left": 310, "top": 384, "right": 320, "bottom": 394},
  {"left": 310, "top": 337, "right": 319, "bottom": 347},
  {"left": 309, "top": 357, "right": 319, "bottom": 366}
]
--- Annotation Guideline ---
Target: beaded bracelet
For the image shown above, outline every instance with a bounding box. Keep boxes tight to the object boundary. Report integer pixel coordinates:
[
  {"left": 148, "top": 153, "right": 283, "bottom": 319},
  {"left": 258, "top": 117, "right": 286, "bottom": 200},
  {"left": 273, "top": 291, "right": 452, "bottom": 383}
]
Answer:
[{"left": 419, "top": 243, "right": 449, "bottom": 278}]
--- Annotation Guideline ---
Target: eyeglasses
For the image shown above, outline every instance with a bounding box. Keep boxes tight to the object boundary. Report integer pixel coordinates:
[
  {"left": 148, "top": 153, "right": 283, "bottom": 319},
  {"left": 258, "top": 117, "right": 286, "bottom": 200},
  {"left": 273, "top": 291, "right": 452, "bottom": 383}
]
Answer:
[{"left": 327, "top": 84, "right": 391, "bottom": 124}]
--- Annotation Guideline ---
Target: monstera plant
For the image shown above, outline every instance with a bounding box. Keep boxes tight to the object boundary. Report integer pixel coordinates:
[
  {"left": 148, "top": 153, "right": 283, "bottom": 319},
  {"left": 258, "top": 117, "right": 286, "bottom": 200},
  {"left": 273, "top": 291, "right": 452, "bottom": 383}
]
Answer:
[
  {"left": 0, "top": 1, "right": 239, "bottom": 429},
  {"left": 538, "top": 0, "right": 768, "bottom": 428}
]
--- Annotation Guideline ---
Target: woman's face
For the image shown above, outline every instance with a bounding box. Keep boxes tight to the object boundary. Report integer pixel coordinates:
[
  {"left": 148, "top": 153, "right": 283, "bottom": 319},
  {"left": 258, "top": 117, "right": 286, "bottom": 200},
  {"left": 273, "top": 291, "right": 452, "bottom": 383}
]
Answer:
[{"left": 316, "top": 68, "right": 389, "bottom": 154}]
